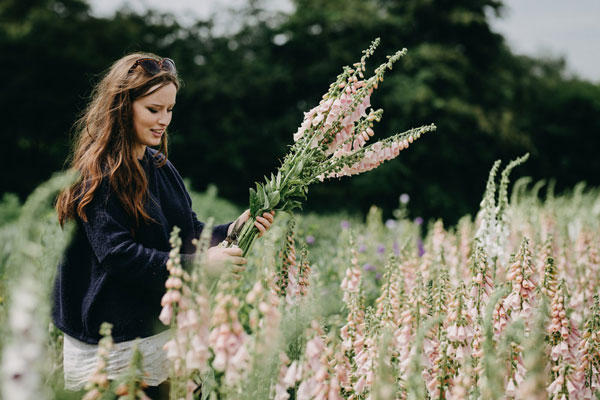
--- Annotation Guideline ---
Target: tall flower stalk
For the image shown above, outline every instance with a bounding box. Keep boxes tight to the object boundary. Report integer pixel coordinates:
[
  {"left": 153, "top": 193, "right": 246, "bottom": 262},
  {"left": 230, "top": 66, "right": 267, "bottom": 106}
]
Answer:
[
  {"left": 114, "top": 342, "right": 151, "bottom": 400},
  {"left": 475, "top": 154, "right": 529, "bottom": 277},
  {"left": 160, "top": 223, "right": 213, "bottom": 398},
  {"left": 82, "top": 323, "right": 113, "bottom": 400},
  {"left": 503, "top": 237, "right": 537, "bottom": 324},
  {"left": 0, "top": 172, "right": 76, "bottom": 400},
  {"left": 274, "top": 218, "right": 299, "bottom": 303},
  {"left": 468, "top": 242, "right": 495, "bottom": 322},
  {"left": 577, "top": 295, "right": 600, "bottom": 398},
  {"left": 547, "top": 279, "right": 582, "bottom": 398},
  {"left": 231, "top": 38, "right": 436, "bottom": 256}
]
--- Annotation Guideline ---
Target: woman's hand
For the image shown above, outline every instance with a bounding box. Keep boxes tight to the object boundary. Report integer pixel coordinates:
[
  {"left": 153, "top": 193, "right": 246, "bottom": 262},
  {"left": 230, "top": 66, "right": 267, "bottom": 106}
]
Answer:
[
  {"left": 206, "top": 246, "right": 246, "bottom": 265},
  {"left": 206, "top": 246, "right": 246, "bottom": 279},
  {"left": 228, "top": 209, "right": 275, "bottom": 238}
]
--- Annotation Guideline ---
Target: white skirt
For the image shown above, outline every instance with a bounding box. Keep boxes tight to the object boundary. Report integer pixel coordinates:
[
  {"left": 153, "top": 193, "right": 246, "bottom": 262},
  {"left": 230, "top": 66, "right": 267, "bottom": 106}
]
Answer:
[{"left": 63, "top": 330, "right": 171, "bottom": 391}]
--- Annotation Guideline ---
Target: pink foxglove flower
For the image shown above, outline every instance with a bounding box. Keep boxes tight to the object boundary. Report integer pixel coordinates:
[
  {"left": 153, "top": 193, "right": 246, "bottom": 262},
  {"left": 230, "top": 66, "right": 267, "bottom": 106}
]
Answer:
[
  {"left": 548, "top": 280, "right": 581, "bottom": 365},
  {"left": 340, "top": 262, "right": 362, "bottom": 303},
  {"left": 445, "top": 283, "right": 475, "bottom": 362},
  {"left": 229, "top": 39, "right": 435, "bottom": 257},
  {"left": 467, "top": 243, "right": 494, "bottom": 321},
  {"left": 394, "top": 307, "right": 415, "bottom": 377},
  {"left": 493, "top": 300, "right": 509, "bottom": 337},
  {"left": 297, "top": 322, "right": 343, "bottom": 400},
  {"left": 375, "top": 256, "right": 402, "bottom": 328},
  {"left": 424, "top": 336, "right": 452, "bottom": 399},
  {"left": 339, "top": 238, "right": 367, "bottom": 387},
  {"left": 505, "top": 343, "right": 526, "bottom": 399},
  {"left": 544, "top": 280, "right": 585, "bottom": 399},
  {"left": 576, "top": 296, "right": 600, "bottom": 398},
  {"left": 448, "top": 364, "right": 473, "bottom": 400},
  {"left": 503, "top": 237, "right": 537, "bottom": 323},
  {"left": 297, "top": 245, "right": 312, "bottom": 298},
  {"left": 352, "top": 337, "right": 377, "bottom": 396},
  {"left": 276, "top": 219, "right": 296, "bottom": 298},
  {"left": 273, "top": 353, "right": 298, "bottom": 400},
  {"left": 274, "top": 219, "right": 311, "bottom": 305},
  {"left": 457, "top": 217, "right": 474, "bottom": 276},
  {"left": 547, "top": 365, "right": 582, "bottom": 399},
  {"left": 161, "top": 227, "right": 212, "bottom": 388},
  {"left": 160, "top": 227, "right": 186, "bottom": 327},
  {"left": 209, "top": 292, "right": 249, "bottom": 386},
  {"left": 82, "top": 323, "right": 113, "bottom": 400}
]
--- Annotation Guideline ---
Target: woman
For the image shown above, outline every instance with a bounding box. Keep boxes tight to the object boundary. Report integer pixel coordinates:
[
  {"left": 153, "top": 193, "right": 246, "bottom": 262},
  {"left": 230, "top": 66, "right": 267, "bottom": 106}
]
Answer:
[{"left": 52, "top": 53, "right": 274, "bottom": 396}]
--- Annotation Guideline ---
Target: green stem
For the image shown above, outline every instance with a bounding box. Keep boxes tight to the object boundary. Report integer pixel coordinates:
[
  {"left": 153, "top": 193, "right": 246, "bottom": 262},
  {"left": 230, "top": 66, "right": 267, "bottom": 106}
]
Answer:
[{"left": 237, "top": 219, "right": 259, "bottom": 257}]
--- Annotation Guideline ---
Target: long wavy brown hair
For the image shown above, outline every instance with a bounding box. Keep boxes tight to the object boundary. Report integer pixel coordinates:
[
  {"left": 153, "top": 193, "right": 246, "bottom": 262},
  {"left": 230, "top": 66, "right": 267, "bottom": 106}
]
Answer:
[{"left": 56, "top": 52, "right": 180, "bottom": 229}]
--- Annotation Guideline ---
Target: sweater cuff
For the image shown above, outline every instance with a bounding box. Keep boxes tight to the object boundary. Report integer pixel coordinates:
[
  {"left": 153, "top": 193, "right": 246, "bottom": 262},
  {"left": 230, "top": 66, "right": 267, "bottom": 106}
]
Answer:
[{"left": 211, "top": 222, "right": 232, "bottom": 246}]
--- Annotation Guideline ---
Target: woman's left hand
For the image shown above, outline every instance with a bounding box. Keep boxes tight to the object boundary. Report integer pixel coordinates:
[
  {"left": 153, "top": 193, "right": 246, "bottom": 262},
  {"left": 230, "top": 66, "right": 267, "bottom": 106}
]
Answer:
[{"left": 229, "top": 209, "right": 275, "bottom": 238}]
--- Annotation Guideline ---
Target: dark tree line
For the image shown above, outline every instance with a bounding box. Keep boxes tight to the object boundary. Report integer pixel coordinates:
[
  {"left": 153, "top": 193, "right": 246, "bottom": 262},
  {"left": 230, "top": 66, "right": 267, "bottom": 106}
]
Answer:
[{"left": 2, "top": 0, "right": 599, "bottom": 223}]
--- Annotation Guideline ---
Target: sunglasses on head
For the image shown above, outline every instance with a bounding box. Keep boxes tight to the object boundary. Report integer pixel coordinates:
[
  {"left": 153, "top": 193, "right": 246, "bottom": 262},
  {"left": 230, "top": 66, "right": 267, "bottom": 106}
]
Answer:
[{"left": 128, "top": 58, "right": 177, "bottom": 75}]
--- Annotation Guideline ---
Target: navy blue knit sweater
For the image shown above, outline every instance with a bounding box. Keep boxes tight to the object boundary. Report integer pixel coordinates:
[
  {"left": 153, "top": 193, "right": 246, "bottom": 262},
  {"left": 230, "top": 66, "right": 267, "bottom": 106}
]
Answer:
[{"left": 52, "top": 148, "right": 231, "bottom": 344}]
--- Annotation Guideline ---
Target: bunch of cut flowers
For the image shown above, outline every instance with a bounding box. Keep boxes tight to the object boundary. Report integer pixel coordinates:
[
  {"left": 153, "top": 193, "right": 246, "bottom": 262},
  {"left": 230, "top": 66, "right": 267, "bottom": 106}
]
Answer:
[{"left": 228, "top": 38, "right": 436, "bottom": 256}]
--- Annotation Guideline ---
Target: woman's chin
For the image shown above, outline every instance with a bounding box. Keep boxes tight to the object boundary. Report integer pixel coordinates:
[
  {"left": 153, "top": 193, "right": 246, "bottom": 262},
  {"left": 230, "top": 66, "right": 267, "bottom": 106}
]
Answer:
[{"left": 148, "top": 137, "right": 162, "bottom": 147}]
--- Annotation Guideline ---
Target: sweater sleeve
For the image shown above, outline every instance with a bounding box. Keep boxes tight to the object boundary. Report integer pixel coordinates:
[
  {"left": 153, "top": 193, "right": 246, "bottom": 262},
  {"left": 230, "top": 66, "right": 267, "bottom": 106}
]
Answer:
[
  {"left": 81, "top": 180, "right": 170, "bottom": 281},
  {"left": 191, "top": 211, "right": 232, "bottom": 246}
]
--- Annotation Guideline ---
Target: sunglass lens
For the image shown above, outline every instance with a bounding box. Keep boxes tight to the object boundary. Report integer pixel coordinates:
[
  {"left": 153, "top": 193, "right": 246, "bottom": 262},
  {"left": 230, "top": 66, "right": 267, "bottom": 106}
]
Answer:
[
  {"left": 162, "top": 58, "right": 176, "bottom": 74},
  {"left": 139, "top": 59, "right": 161, "bottom": 75}
]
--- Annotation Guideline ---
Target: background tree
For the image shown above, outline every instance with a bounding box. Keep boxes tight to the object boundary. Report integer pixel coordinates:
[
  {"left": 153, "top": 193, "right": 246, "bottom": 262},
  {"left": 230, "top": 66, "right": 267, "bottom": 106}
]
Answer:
[{"left": 1, "top": 0, "right": 598, "bottom": 224}]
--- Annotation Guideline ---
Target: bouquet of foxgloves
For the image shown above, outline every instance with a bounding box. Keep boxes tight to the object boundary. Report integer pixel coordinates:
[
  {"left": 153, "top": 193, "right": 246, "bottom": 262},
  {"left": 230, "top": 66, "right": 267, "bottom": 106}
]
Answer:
[{"left": 230, "top": 39, "right": 436, "bottom": 255}]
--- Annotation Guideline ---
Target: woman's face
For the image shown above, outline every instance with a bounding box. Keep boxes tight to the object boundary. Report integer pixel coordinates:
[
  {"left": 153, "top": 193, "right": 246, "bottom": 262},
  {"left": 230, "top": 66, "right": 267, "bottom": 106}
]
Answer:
[{"left": 132, "top": 82, "right": 177, "bottom": 159}]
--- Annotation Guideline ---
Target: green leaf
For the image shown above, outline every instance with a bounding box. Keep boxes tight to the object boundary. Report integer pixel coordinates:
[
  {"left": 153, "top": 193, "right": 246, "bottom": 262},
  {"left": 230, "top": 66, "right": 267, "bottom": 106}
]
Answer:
[
  {"left": 249, "top": 188, "right": 259, "bottom": 216},
  {"left": 257, "top": 184, "right": 264, "bottom": 201},
  {"left": 264, "top": 175, "right": 272, "bottom": 192},
  {"left": 270, "top": 190, "right": 280, "bottom": 207}
]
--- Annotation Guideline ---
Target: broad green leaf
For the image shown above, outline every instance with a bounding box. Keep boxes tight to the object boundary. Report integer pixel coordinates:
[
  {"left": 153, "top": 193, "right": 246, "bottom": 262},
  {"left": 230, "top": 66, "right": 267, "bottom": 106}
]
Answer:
[{"left": 270, "top": 190, "right": 280, "bottom": 207}]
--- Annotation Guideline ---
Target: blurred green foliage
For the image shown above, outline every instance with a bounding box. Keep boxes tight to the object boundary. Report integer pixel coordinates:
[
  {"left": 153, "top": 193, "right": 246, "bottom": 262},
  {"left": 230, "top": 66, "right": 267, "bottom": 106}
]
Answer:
[
  {"left": 1, "top": 0, "right": 599, "bottom": 224},
  {"left": 186, "top": 181, "right": 242, "bottom": 223}
]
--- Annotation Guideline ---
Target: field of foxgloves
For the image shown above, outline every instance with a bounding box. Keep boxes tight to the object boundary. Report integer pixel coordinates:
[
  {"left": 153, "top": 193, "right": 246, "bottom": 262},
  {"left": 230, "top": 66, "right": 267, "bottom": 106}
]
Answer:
[{"left": 1, "top": 158, "right": 599, "bottom": 400}]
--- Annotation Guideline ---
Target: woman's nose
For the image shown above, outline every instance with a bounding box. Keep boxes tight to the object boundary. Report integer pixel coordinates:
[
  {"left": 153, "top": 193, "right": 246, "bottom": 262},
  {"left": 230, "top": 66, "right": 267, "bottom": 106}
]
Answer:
[{"left": 158, "top": 112, "right": 170, "bottom": 126}]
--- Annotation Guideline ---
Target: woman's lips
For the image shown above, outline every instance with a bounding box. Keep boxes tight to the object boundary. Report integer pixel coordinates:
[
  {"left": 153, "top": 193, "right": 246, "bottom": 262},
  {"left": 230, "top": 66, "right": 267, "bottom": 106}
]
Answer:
[{"left": 151, "top": 129, "right": 164, "bottom": 138}]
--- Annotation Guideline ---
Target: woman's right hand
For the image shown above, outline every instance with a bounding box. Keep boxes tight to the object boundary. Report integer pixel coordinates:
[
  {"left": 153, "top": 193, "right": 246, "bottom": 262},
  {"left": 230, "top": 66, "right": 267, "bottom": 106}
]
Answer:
[{"left": 205, "top": 246, "right": 246, "bottom": 278}]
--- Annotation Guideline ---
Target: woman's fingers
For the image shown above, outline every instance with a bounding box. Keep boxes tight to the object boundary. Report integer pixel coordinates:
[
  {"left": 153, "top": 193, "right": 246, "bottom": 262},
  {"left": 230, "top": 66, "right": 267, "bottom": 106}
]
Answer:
[
  {"left": 231, "top": 264, "right": 246, "bottom": 280},
  {"left": 223, "top": 247, "right": 243, "bottom": 256},
  {"left": 230, "top": 209, "right": 276, "bottom": 239},
  {"left": 221, "top": 247, "right": 245, "bottom": 265},
  {"left": 263, "top": 211, "right": 275, "bottom": 223},
  {"left": 255, "top": 222, "right": 265, "bottom": 237},
  {"left": 231, "top": 256, "right": 246, "bottom": 265},
  {"left": 204, "top": 246, "right": 246, "bottom": 279},
  {"left": 206, "top": 247, "right": 244, "bottom": 263},
  {"left": 254, "top": 216, "right": 269, "bottom": 237},
  {"left": 254, "top": 211, "right": 276, "bottom": 237}
]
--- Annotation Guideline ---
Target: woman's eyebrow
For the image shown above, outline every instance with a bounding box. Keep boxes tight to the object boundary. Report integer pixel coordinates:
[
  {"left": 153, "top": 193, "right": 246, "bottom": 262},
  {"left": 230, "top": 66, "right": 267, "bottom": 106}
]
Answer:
[{"left": 149, "top": 103, "right": 176, "bottom": 107}]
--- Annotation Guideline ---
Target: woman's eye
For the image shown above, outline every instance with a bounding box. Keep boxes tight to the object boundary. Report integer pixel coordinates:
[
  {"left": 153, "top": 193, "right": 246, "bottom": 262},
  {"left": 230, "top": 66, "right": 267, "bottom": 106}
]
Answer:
[
  {"left": 147, "top": 108, "right": 157, "bottom": 113},
  {"left": 167, "top": 109, "right": 173, "bottom": 113}
]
